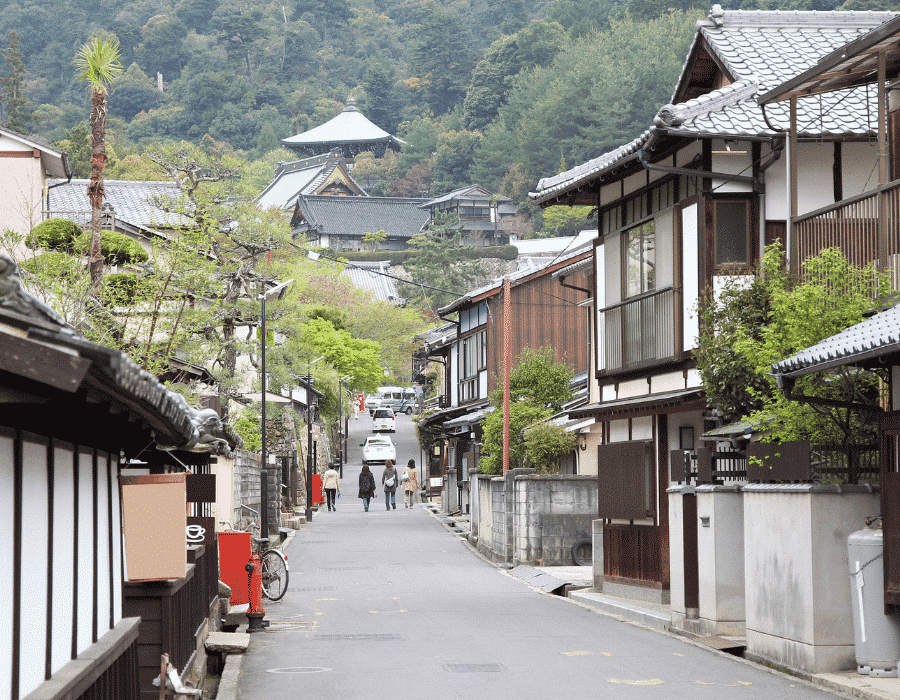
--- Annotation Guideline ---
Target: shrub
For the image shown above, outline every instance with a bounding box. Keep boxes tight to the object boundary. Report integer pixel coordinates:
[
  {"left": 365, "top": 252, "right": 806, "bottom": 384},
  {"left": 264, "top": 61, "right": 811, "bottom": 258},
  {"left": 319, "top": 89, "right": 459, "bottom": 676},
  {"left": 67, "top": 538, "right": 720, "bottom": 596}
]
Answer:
[
  {"left": 74, "top": 231, "right": 150, "bottom": 265},
  {"left": 105, "top": 273, "right": 154, "bottom": 304},
  {"left": 25, "top": 218, "right": 82, "bottom": 251},
  {"left": 524, "top": 421, "right": 576, "bottom": 473},
  {"left": 19, "top": 251, "right": 83, "bottom": 278}
]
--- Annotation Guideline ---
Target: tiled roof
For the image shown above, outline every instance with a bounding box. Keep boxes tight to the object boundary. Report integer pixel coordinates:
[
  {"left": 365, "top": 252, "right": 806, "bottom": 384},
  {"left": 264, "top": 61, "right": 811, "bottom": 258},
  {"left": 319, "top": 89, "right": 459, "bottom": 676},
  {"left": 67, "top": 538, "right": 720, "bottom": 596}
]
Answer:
[
  {"left": 341, "top": 261, "right": 405, "bottom": 305},
  {"left": 771, "top": 304, "right": 900, "bottom": 379},
  {"left": 529, "top": 5, "right": 897, "bottom": 204},
  {"left": 282, "top": 102, "right": 404, "bottom": 148},
  {"left": 256, "top": 153, "right": 365, "bottom": 211},
  {"left": 293, "top": 195, "right": 430, "bottom": 240},
  {"left": 421, "top": 185, "right": 511, "bottom": 208},
  {"left": 438, "top": 243, "right": 593, "bottom": 314},
  {"left": 48, "top": 179, "right": 193, "bottom": 231}
]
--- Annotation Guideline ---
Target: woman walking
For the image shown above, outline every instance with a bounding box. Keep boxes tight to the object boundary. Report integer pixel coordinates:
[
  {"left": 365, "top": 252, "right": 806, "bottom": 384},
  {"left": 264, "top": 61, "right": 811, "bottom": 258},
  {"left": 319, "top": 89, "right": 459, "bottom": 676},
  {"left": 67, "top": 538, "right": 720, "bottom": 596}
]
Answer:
[
  {"left": 322, "top": 463, "right": 340, "bottom": 511},
  {"left": 382, "top": 459, "right": 399, "bottom": 510},
  {"left": 359, "top": 465, "right": 376, "bottom": 511},
  {"left": 402, "top": 459, "right": 419, "bottom": 509}
]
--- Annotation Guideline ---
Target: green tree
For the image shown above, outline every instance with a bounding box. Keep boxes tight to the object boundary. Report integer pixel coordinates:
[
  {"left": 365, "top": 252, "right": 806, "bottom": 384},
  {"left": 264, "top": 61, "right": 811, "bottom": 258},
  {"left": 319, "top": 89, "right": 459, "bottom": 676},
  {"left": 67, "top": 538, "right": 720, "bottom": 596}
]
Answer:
[
  {"left": 406, "top": 3, "right": 474, "bottom": 116},
  {"left": 291, "top": 316, "right": 384, "bottom": 393},
  {"left": 480, "top": 401, "right": 550, "bottom": 474},
  {"left": 363, "top": 61, "right": 401, "bottom": 134},
  {"left": 137, "top": 16, "right": 189, "bottom": 80},
  {"left": 109, "top": 63, "right": 159, "bottom": 120},
  {"left": 530, "top": 205, "right": 595, "bottom": 239},
  {"left": 401, "top": 226, "right": 485, "bottom": 312},
  {"left": 524, "top": 421, "right": 577, "bottom": 473},
  {"left": 54, "top": 121, "right": 91, "bottom": 178},
  {"left": 430, "top": 129, "right": 482, "bottom": 194},
  {"left": 695, "top": 244, "right": 892, "bottom": 453},
  {"left": 362, "top": 229, "right": 387, "bottom": 252},
  {"left": 1, "top": 31, "right": 33, "bottom": 132},
  {"left": 74, "top": 36, "right": 123, "bottom": 290}
]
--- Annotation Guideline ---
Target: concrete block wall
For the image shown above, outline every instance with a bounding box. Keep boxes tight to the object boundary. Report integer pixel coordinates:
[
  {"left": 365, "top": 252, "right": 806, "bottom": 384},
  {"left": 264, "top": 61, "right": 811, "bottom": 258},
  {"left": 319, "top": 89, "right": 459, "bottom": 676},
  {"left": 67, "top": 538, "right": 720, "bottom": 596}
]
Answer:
[{"left": 474, "top": 472, "right": 598, "bottom": 565}]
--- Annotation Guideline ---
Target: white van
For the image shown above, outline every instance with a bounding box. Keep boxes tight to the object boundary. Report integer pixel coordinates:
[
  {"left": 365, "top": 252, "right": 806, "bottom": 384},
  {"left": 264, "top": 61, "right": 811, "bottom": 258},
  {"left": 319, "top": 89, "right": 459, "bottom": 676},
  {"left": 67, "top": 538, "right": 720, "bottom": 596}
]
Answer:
[
  {"left": 371, "top": 386, "right": 416, "bottom": 415},
  {"left": 372, "top": 407, "right": 396, "bottom": 433}
]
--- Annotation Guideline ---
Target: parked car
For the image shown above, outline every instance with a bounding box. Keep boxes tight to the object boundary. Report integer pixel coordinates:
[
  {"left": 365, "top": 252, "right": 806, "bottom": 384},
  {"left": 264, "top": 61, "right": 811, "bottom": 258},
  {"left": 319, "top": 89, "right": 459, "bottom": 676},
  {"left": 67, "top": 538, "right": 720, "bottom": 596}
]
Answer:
[
  {"left": 361, "top": 435, "right": 396, "bottom": 466},
  {"left": 373, "top": 407, "right": 396, "bottom": 433},
  {"left": 368, "top": 386, "right": 416, "bottom": 415},
  {"left": 365, "top": 394, "right": 382, "bottom": 415}
]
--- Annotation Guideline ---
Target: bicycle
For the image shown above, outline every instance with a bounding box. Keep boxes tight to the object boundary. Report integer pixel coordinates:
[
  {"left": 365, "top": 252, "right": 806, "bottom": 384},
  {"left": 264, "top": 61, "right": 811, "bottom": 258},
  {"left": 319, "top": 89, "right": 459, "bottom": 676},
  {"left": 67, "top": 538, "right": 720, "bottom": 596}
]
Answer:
[{"left": 220, "top": 516, "right": 290, "bottom": 602}]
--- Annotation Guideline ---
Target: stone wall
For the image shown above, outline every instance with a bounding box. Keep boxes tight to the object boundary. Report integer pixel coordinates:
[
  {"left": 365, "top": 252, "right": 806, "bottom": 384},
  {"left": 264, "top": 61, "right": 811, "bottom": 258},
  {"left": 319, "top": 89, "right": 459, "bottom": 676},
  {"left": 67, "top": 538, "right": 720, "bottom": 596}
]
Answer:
[{"left": 473, "top": 470, "right": 597, "bottom": 566}]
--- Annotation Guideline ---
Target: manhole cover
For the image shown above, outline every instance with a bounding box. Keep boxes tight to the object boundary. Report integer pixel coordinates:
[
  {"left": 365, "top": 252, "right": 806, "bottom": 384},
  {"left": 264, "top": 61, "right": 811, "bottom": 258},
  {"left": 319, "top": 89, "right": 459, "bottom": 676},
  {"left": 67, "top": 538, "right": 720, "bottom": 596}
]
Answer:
[
  {"left": 312, "top": 634, "right": 405, "bottom": 641},
  {"left": 266, "top": 667, "right": 331, "bottom": 674},
  {"left": 445, "top": 664, "right": 505, "bottom": 673}
]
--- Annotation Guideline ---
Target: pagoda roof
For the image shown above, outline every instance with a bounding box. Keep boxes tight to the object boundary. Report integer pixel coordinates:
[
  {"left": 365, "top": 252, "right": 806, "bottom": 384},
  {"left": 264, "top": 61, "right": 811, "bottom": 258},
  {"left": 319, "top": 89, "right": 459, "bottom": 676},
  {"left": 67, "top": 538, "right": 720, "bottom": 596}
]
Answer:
[{"left": 282, "top": 100, "right": 404, "bottom": 150}]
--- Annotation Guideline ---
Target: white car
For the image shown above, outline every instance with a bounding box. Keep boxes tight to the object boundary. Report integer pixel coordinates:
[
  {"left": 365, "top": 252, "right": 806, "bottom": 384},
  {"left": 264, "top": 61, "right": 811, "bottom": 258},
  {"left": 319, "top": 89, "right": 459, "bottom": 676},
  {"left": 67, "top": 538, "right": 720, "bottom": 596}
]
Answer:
[
  {"left": 361, "top": 435, "right": 396, "bottom": 467},
  {"left": 372, "top": 407, "right": 396, "bottom": 433}
]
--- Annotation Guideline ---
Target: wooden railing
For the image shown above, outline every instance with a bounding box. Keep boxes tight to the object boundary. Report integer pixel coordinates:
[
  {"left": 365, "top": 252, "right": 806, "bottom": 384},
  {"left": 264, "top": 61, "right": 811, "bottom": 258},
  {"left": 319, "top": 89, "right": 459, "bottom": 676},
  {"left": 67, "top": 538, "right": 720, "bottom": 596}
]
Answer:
[
  {"left": 794, "top": 179, "right": 900, "bottom": 286},
  {"left": 601, "top": 287, "right": 679, "bottom": 374}
]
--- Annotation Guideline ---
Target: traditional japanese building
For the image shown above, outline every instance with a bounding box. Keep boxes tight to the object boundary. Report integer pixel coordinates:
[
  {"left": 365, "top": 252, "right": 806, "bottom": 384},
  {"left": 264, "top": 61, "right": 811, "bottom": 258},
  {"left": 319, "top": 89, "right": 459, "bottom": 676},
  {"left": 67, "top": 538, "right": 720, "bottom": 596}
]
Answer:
[
  {"left": 256, "top": 151, "right": 367, "bottom": 212},
  {"left": 282, "top": 100, "right": 404, "bottom": 162}
]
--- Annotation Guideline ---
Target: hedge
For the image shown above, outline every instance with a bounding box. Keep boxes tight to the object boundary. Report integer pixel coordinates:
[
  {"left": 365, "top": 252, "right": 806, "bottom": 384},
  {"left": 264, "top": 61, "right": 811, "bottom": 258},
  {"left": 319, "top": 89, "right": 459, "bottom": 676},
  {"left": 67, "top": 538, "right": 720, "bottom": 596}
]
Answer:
[
  {"left": 19, "top": 251, "right": 82, "bottom": 277},
  {"left": 25, "top": 218, "right": 83, "bottom": 251},
  {"left": 73, "top": 231, "right": 150, "bottom": 265},
  {"left": 105, "top": 273, "right": 154, "bottom": 304}
]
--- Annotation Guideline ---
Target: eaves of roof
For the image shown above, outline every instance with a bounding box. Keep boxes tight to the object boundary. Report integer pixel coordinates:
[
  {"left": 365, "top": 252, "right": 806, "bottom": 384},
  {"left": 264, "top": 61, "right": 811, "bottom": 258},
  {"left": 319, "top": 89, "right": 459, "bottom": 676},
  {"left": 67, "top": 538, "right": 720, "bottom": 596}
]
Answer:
[{"left": 570, "top": 388, "right": 705, "bottom": 420}]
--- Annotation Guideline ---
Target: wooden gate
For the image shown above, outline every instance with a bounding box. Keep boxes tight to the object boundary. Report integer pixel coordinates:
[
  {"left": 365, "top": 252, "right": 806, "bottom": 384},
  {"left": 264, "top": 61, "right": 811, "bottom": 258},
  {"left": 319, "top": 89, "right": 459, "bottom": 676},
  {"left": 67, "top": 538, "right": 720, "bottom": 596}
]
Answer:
[{"left": 881, "top": 412, "right": 900, "bottom": 611}]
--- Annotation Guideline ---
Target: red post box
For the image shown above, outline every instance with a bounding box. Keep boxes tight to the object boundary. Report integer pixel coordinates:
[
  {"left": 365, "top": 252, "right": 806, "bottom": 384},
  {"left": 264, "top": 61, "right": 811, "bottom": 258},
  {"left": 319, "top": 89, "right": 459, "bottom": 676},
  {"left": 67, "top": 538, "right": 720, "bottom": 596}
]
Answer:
[
  {"left": 312, "top": 473, "right": 323, "bottom": 508},
  {"left": 218, "top": 531, "right": 252, "bottom": 605}
]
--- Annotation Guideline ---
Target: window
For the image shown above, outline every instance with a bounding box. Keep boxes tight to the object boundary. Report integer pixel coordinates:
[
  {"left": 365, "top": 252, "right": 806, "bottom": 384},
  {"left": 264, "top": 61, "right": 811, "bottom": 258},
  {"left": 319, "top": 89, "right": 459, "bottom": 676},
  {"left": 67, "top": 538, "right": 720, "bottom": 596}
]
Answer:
[
  {"left": 459, "top": 330, "right": 486, "bottom": 402},
  {"left": 715, "top": 200, "right": 750, "bottom": 268},
  {"left": 624, "top": 220, "right": 655, "bottom": 297}
]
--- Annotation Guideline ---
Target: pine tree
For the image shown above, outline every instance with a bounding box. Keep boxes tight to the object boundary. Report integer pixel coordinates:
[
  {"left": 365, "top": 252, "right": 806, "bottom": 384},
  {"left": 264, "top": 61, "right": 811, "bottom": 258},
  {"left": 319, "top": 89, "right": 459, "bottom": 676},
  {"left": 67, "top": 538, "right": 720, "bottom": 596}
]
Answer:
[{"left": 0, "top": 31, "right": 33, "bottom": 133}]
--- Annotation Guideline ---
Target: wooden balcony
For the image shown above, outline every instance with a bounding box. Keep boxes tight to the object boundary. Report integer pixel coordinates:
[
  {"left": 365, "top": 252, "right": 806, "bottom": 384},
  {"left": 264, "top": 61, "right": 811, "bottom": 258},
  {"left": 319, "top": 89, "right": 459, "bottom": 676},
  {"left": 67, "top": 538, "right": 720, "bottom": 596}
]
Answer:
[
  {"left": 794, "top": 178, "right": 900, "bottom": 285},
  {"left": 600, "top": 286, "right": 680, "bottom": 374}
]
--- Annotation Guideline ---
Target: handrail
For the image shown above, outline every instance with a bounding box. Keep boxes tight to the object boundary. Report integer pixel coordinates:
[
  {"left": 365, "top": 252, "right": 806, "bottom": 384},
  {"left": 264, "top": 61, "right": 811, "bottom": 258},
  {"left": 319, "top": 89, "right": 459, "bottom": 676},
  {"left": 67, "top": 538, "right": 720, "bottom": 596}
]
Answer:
[
  {"left": 600, "top": 285, "right": 676, "bottom": 314},
  {"left": 793, "top": 177, "right": 900, "bottom": 225}
]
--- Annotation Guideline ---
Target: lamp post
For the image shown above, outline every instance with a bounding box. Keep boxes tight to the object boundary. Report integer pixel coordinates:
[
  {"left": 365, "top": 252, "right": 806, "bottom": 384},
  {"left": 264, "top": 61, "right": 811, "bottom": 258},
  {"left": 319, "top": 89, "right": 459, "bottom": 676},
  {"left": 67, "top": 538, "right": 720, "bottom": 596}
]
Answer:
[
  {"left": 338, "top": 375, "right": 351, "bottom": 478},
  {"left": 258, "top": 279, "right": 293, "bottom": 541},
  {"left": 305, "top": 355, "right": 325, "bottom": 521}
]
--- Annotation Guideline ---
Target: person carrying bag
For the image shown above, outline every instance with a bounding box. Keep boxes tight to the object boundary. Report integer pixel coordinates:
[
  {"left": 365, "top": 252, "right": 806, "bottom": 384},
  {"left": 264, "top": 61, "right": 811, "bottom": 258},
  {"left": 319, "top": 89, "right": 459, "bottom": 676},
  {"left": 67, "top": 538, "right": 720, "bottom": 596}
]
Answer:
[{"left": 382, "top": 459, "right": 399, "bottom": 510}]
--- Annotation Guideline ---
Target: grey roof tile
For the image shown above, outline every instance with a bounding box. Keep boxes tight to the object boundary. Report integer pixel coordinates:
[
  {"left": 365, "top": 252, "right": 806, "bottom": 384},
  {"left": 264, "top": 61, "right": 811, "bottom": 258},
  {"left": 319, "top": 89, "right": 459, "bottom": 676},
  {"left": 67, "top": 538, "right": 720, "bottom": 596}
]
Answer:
[
  {"left": 341, "top": 261, "right": 404, "bottom": 305},
  {"left": 48, "top": 179, "right": 193, "bottom": 230},
  {"left": 772, "top": 304, "right": 900, "bottom": 377},
  {"left": 293, "top": 195, "right": 430, "bottom": 240},
  {"left": 530, "top": 6, "right": 897, "bottom": 204}
]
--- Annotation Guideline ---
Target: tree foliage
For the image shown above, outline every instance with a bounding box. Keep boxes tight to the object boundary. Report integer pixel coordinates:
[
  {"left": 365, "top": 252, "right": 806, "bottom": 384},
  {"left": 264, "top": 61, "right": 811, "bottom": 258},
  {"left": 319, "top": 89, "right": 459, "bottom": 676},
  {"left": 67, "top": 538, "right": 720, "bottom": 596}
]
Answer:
[
  {"left": 695, "top": 244, "right": 892, "bottom": 449},
  {"left": 524, "top": 421, "right": 576, "bottom": 473}
]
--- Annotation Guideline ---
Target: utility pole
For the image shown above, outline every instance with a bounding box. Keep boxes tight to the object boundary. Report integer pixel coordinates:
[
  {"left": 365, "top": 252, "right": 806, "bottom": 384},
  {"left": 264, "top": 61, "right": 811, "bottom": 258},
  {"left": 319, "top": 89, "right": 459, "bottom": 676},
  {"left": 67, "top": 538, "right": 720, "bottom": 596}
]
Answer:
[{"left": 502, "top": 275, "right": 511, "bottom": 473}]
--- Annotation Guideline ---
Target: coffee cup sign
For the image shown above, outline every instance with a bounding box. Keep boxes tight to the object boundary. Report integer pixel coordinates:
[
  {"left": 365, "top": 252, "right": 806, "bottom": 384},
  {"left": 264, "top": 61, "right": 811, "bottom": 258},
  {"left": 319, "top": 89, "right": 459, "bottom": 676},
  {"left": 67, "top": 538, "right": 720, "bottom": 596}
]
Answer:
[{"left": 186, "top": 523, "right": 206, "bottom": 544}]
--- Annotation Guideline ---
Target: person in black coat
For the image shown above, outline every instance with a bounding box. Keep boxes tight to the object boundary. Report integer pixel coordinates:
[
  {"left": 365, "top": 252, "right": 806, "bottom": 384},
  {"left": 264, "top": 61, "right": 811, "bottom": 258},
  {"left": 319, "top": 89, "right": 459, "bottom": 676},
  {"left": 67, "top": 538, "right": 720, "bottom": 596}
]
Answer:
[{"left": 358, "top": 465, "right": 377, "bottom": 512}]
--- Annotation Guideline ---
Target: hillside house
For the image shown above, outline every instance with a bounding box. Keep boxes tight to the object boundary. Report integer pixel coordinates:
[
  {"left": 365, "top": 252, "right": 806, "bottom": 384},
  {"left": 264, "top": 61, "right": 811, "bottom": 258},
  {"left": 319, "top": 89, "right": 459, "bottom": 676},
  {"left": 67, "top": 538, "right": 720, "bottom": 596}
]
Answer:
[
  {"left": 420, "top": 185, "right": 518, "bottom": 247},
  {"left": 529, "top": 4, "right": 897, "bottom": 619},
  {"left": 0, "top": 126, "right": 71, "bottom": 255}
]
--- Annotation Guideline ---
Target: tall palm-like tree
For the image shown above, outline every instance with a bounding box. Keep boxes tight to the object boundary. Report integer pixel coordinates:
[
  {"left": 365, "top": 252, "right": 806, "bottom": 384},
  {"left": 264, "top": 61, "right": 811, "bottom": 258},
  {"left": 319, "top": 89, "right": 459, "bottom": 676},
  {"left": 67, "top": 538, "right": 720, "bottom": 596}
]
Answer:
[{"left": 74, "top": 37, "right": 122, "bottom": 289}]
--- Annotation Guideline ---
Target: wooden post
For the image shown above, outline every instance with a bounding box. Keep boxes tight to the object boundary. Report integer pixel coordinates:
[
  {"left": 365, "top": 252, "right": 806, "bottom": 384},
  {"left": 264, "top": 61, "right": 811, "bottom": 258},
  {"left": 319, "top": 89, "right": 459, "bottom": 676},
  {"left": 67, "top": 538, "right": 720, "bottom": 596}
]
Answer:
[
  {"left": 878, "top": 49, "right": 889, "bottom": 272},
  {"left": 159, "top": 654, "right": 168, "bottom": 700},
  {"left": 789, "top": 96, "right": 798, "bottom": 272},
  {"left": 502, "top": 275, "right": 511, "bottom": 474}
]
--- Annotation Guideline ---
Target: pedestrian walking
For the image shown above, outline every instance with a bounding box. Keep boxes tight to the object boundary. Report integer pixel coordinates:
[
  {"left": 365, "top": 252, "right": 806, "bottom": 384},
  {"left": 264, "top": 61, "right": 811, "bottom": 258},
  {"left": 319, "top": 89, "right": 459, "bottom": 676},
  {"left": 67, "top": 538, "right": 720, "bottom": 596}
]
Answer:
[
  {"left": 358, "top": 465, "right": 376, "bottom": 511},
  {"left": 323, "top": 463, "right": 340, "bottom": 511},
  {"left": 382, "top": 459, "right": 399, "bottom": 510},
  {"left": 402, "top": 459, "right": 419, "bottom": 509}
]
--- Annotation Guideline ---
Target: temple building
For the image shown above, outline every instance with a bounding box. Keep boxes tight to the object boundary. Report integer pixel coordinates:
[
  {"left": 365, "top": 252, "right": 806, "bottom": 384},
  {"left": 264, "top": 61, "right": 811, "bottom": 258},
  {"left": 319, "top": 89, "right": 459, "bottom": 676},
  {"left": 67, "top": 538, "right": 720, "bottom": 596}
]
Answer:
[{"left": 282, "top": 99, "right": 404, "bottom": 162}]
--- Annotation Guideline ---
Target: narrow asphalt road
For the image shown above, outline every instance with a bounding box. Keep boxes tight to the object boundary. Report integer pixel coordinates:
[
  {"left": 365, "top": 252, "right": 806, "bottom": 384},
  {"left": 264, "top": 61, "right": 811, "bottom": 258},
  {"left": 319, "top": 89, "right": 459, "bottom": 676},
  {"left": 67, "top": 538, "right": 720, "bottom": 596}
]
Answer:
[{"left": 236, "top": 412, "right": 842, "bottom": 700}]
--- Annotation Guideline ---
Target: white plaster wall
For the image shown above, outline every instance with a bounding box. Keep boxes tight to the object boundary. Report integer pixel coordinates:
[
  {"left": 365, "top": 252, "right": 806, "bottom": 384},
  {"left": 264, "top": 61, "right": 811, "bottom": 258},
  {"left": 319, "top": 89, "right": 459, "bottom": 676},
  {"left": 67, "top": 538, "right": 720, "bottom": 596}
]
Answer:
[
  {"left": 617, "top": 378, "right": 649, "bottom": 400},
  {"left": 76, "top": 449, "right": 94, "bottom": 656},
  {"left": 0, "top": 152, "right": 44, "bottom": 244},
  {"left": 605, "top": 231, "right": 621, "bottom": 307},
  {"left": 594, "top": 246, "right": 605, "bottom": 377},
  {"left": 840, "top": 141, "right": 881, "bottom": 199},
  {"left": 631, "top": 416, "right": 653, "bottom": 441},
  {"left": 686, "top": 369, "right": 702, "bottom": 389},
  {"left": 0, "top": 432, "right": 13, "bottom": 697},
  {"left": 213, "top": 455, "right": 236, "bottom": 527},
  {"left": 20, "top": 437, "right": 48, "bottom": 698},
  {"left": 654, "top": 371, "right": 686, "bottom": 394},
  {"left": 110, "top": 457, "right": 123, "bottom": 625},
  {"left": 711, "top": 145, "right": 755, "bottom": 194},
  {"left": 656, "top": 209, "right": 675, "bottom": 289},
  {"left": 578, "top": 427, "right": 604, "bottom": 476},
  {"left": 682, "top": 204, "right": 699, "bottom": 352},
  {"left": 450, "top": 341, "right": 458, "bottom": 407},
  {"left": 697, "top": 487, "right": 745, "bottom": 631},
  {"left": 608, "top": 420, "right": 630, "bottom": 443},
  {"left": 623, "top": 170, "right": 647, "bottom": 197},
  {"left": 95, "top": 453, "right": 111, "bottom": 635},
  {"left": 744, "top": 485, "right": 879, "bottom": 673},
  {"left": 51, "top": 443, "right": 76, "bottom": 676}
]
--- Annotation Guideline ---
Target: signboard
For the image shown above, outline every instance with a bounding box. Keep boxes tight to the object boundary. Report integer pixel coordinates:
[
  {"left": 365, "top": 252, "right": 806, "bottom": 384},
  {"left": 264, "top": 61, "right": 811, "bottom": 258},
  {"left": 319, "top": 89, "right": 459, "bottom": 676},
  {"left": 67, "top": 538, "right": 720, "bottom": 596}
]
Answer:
[
  {"left": 429, "top": 477, "right": 443, "bottom": 487},
  {"left": 186, "top": 517, "right": 216, "bottom": 548},
  {"left": 120, "top": 474, "right": 186, "bottom": 581}
]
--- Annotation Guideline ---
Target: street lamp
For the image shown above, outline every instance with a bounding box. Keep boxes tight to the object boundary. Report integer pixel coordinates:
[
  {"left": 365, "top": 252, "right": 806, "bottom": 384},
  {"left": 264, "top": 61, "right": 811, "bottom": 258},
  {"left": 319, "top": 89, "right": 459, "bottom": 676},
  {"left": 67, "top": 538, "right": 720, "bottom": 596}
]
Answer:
[
  {"left": 258, "top": 279, "right": 293, "bottom": 541},
  {"left": 305, "top": 355, "right": 325, "bottom": 521},
  {"left": 338, "top": 375, "right": 352, "bottom": 478}
]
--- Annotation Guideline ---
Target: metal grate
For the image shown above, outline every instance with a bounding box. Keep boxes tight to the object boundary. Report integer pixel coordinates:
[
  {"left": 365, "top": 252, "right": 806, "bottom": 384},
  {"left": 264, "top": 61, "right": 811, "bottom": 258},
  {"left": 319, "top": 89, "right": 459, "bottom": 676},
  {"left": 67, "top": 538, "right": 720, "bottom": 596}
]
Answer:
[
  {"left": 444, "top": 664, "right": 505, "bottom": 673},
  {"left": 312, "top": 634, "right": 405, "bottom": 641}
]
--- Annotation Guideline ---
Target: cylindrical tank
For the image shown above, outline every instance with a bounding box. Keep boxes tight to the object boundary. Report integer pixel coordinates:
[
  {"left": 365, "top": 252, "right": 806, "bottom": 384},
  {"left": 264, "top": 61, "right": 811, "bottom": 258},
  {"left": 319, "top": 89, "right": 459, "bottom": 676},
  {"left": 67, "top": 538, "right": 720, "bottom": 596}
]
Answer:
[{"left": 848, "top": 527, "right": 900, "bottom": 677}]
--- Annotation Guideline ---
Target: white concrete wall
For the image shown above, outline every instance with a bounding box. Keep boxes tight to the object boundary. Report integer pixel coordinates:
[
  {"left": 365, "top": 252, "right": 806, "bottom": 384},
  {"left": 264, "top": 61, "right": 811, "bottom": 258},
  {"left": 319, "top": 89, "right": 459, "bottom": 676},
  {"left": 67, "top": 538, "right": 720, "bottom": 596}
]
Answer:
[
  {"left": 682, "top": 203, "right": 700, "bottom": 352},
  {"left": 744, "top": 484, "right": 879, "bottom": 673},
  {"left": 697, "top": 485, "right": 745, "bottom": 636},
  {"left": 668, "top": 487, "right": 689, "bottom": 621}
]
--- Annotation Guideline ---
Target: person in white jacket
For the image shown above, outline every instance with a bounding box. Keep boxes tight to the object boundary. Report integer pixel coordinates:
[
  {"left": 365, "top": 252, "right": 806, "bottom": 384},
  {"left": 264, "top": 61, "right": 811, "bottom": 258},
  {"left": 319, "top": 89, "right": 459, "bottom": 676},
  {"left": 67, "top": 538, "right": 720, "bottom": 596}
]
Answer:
[{"left": 323, "top": 463, "right": 340, "bottom": 511}]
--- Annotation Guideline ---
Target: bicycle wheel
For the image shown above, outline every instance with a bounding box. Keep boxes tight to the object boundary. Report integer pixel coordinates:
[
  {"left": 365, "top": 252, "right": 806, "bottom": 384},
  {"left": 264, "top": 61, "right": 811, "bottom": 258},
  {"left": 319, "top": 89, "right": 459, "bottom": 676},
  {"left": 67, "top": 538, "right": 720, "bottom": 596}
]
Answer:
[{"left": 261, "top": 549, "right": 289, "bottom": 601}]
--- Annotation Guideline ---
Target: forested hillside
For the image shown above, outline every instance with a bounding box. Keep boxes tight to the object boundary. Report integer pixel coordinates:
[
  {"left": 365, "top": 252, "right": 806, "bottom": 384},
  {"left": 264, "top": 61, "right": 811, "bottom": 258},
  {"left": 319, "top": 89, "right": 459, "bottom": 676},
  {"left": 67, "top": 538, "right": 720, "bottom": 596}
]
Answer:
[{"left": 1, "top": 0, "right": 891, "bottom": 228}]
